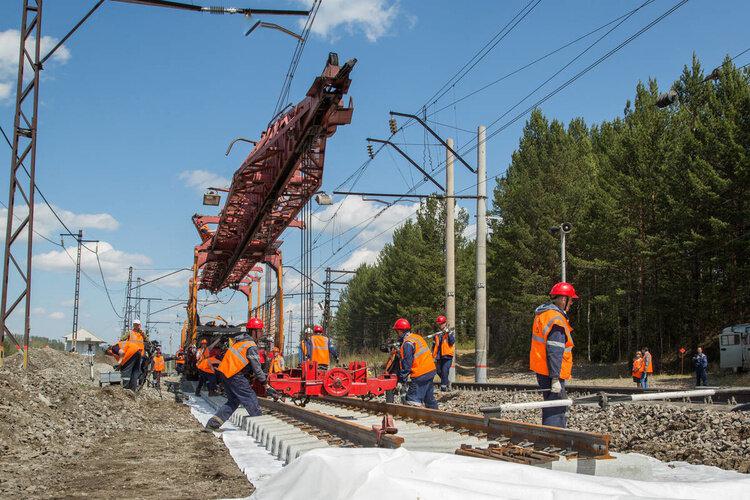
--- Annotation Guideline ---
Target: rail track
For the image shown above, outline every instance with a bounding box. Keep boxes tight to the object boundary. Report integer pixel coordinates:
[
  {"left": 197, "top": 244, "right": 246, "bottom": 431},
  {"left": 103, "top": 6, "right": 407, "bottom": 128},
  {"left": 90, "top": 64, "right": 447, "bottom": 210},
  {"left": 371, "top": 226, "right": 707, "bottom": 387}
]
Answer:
[
  {"left": 200, "top": 391, "right": 612, "bottom": 471},
  {"left": 447, "top": 381, "right": 750, "bottom": 406}
]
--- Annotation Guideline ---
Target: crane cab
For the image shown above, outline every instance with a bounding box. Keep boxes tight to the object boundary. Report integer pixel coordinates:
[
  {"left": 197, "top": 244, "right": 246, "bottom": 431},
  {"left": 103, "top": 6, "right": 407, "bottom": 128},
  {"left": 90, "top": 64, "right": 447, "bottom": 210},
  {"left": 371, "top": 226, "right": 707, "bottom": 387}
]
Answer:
[{"left": 719, "top": 324, "right": 750, "bottom": 372}]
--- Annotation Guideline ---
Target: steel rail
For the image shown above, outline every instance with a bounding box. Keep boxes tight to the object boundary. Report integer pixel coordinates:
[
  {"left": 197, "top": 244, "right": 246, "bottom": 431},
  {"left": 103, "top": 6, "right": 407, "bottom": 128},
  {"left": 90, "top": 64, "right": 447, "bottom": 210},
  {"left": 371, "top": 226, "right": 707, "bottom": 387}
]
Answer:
[
  {"left": 320, "top": 396, "right": 610, "bottom": 458},
  {"left": 258, "top": 398, "right": 403, "bottom": 448}
]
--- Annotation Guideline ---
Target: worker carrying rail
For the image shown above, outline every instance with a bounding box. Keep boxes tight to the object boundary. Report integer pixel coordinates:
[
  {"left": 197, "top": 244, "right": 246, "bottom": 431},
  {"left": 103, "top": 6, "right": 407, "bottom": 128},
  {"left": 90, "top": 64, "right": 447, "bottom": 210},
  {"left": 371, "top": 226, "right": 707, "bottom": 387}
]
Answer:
[
  {"left": 304, "top": 325, "right": 339, "bottom": 370},
  {"left": 432, "top": 315, "right": 455, "bottom": 392},
  {"left": 529, "top": 282, "right": 577, "bottom": 428},
  {"left": 204, "top": 318, "right": 279, "bottom": 432},
  {"left": 394, "top": 318, "right": 438, "bottom": 409}
]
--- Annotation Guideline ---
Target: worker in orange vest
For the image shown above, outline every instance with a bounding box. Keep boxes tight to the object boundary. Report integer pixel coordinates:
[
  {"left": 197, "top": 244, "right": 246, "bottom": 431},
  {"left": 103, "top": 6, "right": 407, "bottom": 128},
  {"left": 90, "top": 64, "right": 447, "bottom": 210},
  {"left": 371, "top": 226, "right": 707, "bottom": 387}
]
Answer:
[
  {"left": 195, "top": 338, "right": 220, "bottom": 397},
  {"left": 269, "top": 347, "right": 284, "bottom": 374},
  {"left": 118, "top": 319, "right": 149, "bottom": 390},
  {"left": 152, "top": 349, "right": 166, "bottom": 389},
  {"left": 642, "top": 347, "right": 653, "bottom": 389},
  {"left": 394, "top": 318, "right": 438, "bottom": 409},
  {"left": 432, "top": 315, "right": 455, "bottom": 392},
  {"left": 204, "top": 318, "right": 279, "bottom": 432},
  {"left": 304, "top": 325, "right": 339, "bottom": 370},
  {"left": 529, "top": 282, "right": 577, "bottom": 428},
  {"left": 175, "top": 348, "right": 186, "bottom": 374},
  {"left": 632, "top": 351, "right": 645, "bottom": 387}
]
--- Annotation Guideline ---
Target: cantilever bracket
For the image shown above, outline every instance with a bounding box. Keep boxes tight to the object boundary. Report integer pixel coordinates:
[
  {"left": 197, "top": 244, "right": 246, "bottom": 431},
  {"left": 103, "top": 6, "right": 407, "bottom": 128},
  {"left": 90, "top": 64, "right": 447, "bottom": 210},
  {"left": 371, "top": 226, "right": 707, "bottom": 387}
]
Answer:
[{"left": 366, "top": 138, "right": 444, "bottom": 192}]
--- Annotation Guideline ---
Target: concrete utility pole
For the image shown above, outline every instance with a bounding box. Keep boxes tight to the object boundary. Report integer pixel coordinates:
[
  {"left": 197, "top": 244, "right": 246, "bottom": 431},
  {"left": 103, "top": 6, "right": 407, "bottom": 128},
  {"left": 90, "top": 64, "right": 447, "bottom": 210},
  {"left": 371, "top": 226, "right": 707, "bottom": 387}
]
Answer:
[
  {"left": 475, "top": 126, "right": 488, "bottom": 383},
  {"left": 61, "top": 230, "right": 98, "bottom": 352},
  {"left": 445, "top": 138, "right": 457, "bottom": 384},
  {"left": 561, "top": 230, "right": 567, "bottom": 282}
]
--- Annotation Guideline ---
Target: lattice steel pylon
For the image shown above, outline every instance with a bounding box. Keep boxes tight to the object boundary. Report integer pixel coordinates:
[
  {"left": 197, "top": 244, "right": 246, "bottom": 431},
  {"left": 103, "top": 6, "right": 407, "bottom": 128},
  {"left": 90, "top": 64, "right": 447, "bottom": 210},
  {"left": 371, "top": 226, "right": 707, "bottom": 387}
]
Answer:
[{"left": 0, "top": 1, "right": 43, "bottom": 369}]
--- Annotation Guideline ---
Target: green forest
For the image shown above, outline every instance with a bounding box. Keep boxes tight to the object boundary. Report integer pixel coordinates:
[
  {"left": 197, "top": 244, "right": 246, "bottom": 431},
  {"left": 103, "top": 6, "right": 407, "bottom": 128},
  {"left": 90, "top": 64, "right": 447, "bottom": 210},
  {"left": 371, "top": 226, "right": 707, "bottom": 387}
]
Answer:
[{"left": 333, "top": 56, "right": 749, "bottom": 367}]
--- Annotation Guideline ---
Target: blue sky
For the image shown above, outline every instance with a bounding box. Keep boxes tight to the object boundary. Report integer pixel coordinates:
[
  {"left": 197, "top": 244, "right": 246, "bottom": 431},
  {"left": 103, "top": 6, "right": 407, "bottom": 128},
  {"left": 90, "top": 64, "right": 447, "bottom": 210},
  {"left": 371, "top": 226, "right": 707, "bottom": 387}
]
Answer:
[{"left": 1, "top": 0, "right": 748, "bottom": 351}]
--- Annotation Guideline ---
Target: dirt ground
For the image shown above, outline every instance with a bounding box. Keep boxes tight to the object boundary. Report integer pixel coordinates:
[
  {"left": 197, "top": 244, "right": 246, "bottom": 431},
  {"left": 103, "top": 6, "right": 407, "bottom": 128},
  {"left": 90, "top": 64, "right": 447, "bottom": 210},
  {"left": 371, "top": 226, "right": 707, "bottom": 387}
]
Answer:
[{"left": 0, "top": 347, "right": 252, "bottom": 499}]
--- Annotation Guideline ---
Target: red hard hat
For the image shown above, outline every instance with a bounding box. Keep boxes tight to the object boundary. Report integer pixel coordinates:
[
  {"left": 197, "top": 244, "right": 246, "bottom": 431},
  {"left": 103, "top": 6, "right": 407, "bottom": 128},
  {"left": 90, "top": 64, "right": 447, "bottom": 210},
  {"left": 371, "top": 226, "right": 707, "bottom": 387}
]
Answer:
[
  {"left": 436, "top": 315, "right": 447, "bottom": 325},
  {"left": 549, "top": 282, "right": 579, "bottom": 299},
  {"left": 393, "top": 318, "right": 411, "bottom": 331},
  {"left": 246, "top": 317, "right": 264, "bottom": 329},
  {"left": 313, "top": 325, "right": 324, "bottom": 334}
]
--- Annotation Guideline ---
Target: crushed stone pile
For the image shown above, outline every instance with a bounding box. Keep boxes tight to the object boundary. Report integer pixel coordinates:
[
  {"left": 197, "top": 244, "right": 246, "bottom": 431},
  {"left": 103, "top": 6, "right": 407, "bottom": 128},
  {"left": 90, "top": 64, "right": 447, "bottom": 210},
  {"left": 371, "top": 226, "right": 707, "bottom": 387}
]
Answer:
[
  {"left": 0, "top": 347, "right": 251, "bottom": 498},
  {"left": 437, "top": 390, "right": 750, "bottom": 473}
]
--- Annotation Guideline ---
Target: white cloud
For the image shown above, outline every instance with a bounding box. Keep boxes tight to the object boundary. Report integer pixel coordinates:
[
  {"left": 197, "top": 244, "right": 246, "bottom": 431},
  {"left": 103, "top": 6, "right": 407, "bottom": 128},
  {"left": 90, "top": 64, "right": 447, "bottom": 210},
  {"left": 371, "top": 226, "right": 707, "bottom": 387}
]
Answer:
[
  {"left": 31, "top": 306, "right": 65, "bottom": 320},
  {"left": 32, "top": 306, "right": 46, "bottom": 315},
  {"left": 142, "top": 268, "right": 192, "bottom": 289},
  {"left": 0, "top": 203, "right": 119, "bottom": 241},
  {"left": 0, "top": 29, "right": 71, "bottom": 103},
  {"left": 49, "top": 311, "right": 64, "bottom": 320},
  {"left": 311, "top": 196, "right": 419, "bottom": 269},
  {"left": 179, "top": 170, "right": 230, "bottom": 193},
  {"left": 34, "top": 240, "right": 151, "bottom": 281},
  {"left": 296, "top": 0, "right": 401, "bottom": 42}
]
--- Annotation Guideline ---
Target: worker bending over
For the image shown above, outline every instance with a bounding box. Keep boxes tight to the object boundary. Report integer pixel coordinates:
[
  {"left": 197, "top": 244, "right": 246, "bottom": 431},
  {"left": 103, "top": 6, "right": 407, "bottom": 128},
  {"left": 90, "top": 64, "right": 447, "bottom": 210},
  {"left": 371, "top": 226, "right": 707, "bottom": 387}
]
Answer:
[
  {"left": 204, "top": 318, "right": 278, "bottom": 432},
  {"left": 394, "top": 318, "right": 438, "bottom": 409},
  {"left": 529, "top": 282, "right": 577, "bottom": 428},
  {"left": 432, "top": 315, "right": 455, "bottom": 392},
  {"left": 305, "top": 325, "right": 339, "bottom": 370},
  {"left": 195, "top": 339, "right": 220, "bottom": 397},
  {"left": 119, "top": 319, "right": 148, "bottom": 391}
]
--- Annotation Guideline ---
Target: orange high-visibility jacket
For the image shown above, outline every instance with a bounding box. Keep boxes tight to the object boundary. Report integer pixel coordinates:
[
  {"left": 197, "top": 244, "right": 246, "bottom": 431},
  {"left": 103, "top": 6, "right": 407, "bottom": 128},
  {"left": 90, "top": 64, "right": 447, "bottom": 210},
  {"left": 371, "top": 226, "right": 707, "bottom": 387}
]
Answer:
[
  {"left": 644, "top": 352, "right": 653, "bottom": 373},
  {"left": 153, "top": 355, "right": 165, "bottom": 372},
  {"left": 175, "top": 353, "right": 185, "bottom": 365},
  {"left": 127, "top": 329, "right": 145, "bottom": 354},
  {"left": 400, "top": 333, "right": 436, "bottom": 378},
  {"left": 632, "top": 357, "right": 644, "bottom": 378},
  {"left": 118, "top": 340, "right": 141, "bottom": 366},
  {"left": 217, "top": 340, "right": 258, "bottom": 378},
  {"left": 529, "top": 308, "right": 574, "bottom": 380},
  {"left": 197, "top": 347, "right": 220, "bottom": 374},
  {"left": 310, "top": 335, "right": 330, "bottom": 365},
  {"left": 432, "top": 331, "right": 455, "bottom": 358}
]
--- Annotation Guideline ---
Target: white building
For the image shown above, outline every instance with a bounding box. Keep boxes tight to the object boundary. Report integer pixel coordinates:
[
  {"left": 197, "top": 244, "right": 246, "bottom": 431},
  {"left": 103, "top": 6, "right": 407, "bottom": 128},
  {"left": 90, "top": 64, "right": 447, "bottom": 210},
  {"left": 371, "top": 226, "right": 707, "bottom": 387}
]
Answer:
[{"left": 64, "top": 328, "right": 105, "bottom": 353}]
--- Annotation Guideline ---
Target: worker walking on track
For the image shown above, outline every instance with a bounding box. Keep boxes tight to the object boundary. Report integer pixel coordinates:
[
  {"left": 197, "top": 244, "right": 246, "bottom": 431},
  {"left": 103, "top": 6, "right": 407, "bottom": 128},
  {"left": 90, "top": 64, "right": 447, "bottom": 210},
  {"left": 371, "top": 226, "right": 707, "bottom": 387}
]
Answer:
[
  {"left": 204, "top": 318, "right": 278, "bottom": 432},
  {"left": 642, "top": 347, "right": 653, "bottom": 389},
  {"left": 394, "top": 318, "right": 438, "bottom": 409},
  {"left": 195, "top": 339, "right": 220, "bottom": 397},
  {"left": 432, "top": 315, "right": 455, "bottom": 392},
  {"left": 632, "top": 351, "right": 645, "bottom": 388},
  {"left": 693, "top": 347, "right": 709, "bottom": 387},
  {"left": 119, "top": 319, "right": 148, "bottom": 391},
  {"left": 529, "top": 282, "right": 577, "bottom": 428},
  {"left": 305, "top": 325, "right": 339, "bottom": 370}
]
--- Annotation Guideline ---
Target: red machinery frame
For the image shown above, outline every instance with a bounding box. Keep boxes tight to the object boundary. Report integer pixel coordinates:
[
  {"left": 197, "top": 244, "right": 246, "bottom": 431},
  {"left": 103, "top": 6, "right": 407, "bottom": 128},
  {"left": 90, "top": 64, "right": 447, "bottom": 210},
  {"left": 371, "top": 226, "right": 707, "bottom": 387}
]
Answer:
[{"left": 268, "top": 361, "right": 398, "bottom": 399}]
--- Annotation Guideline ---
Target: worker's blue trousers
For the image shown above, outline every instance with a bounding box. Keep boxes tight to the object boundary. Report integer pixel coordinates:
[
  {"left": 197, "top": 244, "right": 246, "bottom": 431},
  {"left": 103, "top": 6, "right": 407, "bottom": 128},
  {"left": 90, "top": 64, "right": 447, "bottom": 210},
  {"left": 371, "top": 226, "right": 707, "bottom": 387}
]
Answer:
[
  {"left": 536, "top": 374, "right": 567, "bottom": 428},
  {"left": 436, "top": 357, "right": 452, "bottom": 390},
  {"left": 214, "top": 373, "right": 262, "bottom": 423},
  {"left": 405, "top": 371, "right": 439, "bottom": 409}
]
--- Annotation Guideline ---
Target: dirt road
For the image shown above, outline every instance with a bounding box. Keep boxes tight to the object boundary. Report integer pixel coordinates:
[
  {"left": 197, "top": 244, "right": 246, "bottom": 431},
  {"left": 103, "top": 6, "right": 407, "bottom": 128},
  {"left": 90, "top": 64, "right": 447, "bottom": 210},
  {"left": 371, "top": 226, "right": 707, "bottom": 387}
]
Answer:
[{"left": 0, "top": 348, "right": 251, "bottom": 499}]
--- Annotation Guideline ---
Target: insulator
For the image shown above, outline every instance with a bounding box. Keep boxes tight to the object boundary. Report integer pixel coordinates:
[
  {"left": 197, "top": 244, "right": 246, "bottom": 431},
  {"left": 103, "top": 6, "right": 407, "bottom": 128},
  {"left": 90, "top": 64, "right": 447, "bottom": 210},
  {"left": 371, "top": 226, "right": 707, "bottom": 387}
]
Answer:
[
  {"left": 389, "top": 118, "right": 398, "bottom": 135},
  {"left": 367, "top": 144, "right": 374, "bottom": 159}
]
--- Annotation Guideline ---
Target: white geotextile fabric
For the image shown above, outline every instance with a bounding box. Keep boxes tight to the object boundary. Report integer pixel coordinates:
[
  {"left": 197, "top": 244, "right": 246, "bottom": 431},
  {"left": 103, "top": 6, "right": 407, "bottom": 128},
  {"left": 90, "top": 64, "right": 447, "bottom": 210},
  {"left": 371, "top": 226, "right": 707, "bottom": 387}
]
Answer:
[{"left": 250, "top": 447, "right": 750, "bottom": 500}]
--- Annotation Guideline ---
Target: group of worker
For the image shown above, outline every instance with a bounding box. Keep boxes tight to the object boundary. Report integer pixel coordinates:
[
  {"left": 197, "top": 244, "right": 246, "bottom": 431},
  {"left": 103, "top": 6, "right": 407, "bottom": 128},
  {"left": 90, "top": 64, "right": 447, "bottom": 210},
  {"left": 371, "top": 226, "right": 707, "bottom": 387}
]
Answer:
[
  {"left": 105, "top": 319, "right": 169, "bottom": 391},
  {"left": 631, "top": 348, "right": 654, "bottom": 389}
]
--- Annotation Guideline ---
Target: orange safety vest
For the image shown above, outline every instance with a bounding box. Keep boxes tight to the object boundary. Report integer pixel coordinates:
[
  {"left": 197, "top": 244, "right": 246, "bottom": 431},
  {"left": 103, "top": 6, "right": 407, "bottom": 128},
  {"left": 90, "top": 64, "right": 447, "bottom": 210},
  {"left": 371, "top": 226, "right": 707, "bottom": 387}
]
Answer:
[
  {"left": 632, "top": 357, "right": 644, "bottom": 378},
  {"left": 176, "top": 353, "right": 185, "bottom": 365},
  {"left": 529, "top": 308, "right": 574, "bottom": 380},
  {"left": 217, "top": 340, "right": 257, "bottom": 378},
  {"left": 118, "top": 340, "right": 141, "bottom": 366},
  {"left": 400, "top": 333, "right": 436, "bottom": 378},
  {"left": 644, "top": 352, "right": 653, "bottom": 373},
  {"left": 197, "top": 347, "right": 219, "bottom": 374},
  {"left": 128, "top": 329, "right": 146, "bottom": 354},
  {"left": 310, "top": 335, "right": 330, "bottom": 365},
  {"left": 269, "top": 355, "right": 283, "bottom": 374},
  {"left": 153, "top": 355, "right": 165, "bottom": 372},
  {"left": 432, "top": 331, "right": 455, "bottom": 358}
]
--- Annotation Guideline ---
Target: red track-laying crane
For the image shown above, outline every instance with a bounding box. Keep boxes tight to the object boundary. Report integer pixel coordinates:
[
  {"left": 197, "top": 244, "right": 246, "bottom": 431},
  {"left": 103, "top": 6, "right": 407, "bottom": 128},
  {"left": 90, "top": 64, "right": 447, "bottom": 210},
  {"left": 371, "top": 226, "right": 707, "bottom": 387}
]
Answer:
[{"left": 194, "top": 52, "right": 356, "bottom": 292}]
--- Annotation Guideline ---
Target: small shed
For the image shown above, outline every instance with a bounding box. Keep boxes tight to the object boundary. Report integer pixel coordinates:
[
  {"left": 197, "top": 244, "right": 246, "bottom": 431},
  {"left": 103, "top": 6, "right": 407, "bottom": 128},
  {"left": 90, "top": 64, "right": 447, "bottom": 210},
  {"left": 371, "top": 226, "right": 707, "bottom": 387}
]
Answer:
[{"left": 64, "top": 328, "right": 105, "bottom": 353}]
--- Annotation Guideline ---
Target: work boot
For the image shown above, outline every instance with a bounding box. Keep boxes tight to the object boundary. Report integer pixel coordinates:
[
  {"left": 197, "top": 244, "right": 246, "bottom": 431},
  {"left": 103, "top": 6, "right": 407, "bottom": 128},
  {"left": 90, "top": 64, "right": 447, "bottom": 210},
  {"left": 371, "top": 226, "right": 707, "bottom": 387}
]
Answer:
[{"left": 204, "top": 416, "right": 223, "bottom": 433}]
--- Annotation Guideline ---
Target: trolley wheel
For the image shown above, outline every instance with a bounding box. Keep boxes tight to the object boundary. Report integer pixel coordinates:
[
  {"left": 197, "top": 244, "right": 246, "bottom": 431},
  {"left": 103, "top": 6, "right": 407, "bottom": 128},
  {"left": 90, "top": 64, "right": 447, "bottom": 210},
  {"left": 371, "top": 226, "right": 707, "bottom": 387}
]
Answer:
[{"left": 323, "top": 368, "right": 353, "bottom": 397}]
